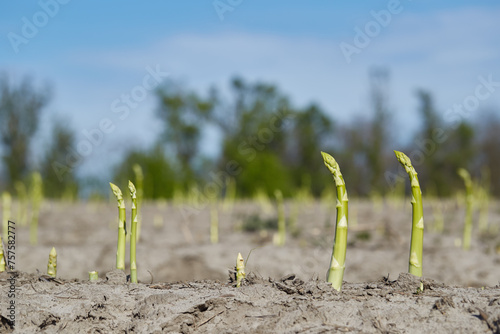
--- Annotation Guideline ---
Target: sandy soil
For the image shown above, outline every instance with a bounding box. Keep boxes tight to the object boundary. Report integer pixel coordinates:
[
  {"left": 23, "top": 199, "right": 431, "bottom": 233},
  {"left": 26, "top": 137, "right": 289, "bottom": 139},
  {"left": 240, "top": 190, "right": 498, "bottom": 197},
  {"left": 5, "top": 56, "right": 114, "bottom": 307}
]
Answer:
[{"left": 0, "top": 199, "right": 499, "bottom": 333}]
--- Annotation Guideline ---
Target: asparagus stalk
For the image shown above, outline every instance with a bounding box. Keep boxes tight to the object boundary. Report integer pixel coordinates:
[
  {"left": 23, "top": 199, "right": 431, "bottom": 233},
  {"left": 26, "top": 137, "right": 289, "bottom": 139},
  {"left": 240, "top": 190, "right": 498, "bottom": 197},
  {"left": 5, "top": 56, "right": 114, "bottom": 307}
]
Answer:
[
  {"left": 223, "top": 177, "right": 236, "bottom": 212},
  {"left": 273, "top": 189, "right": 286, "bottom": 246},
  {"left": 14, "top": 181, "right": 28, "bottom": 226},
  {"left": 210, "top": 203, "right": 219, "bottom": 244},
  {"left": 110, "top": 183, "right": 127, "bottom": 270},
  {"left": 47, "top": 247, "right": 57, "bottom": 278},
  {"left": 132, "top": 164, "right": 143, "bottom": 242},
  {"left": 236, "top": 252, "right": 245, "bottom": 287},
  {"left": 128, "top": 181, "right": 138, "bottom": 283},
  {"left": 30, "top": 172, "right": 43, "bottom": 245},
  {"left": 321, "top": 151, "right": 349, "bottom": 291},
  {"left": 2, "top": 191, "right": 11, "bottom": 240},
  {"left": 394, "top": 151, "right": 424, "bottom": 277},
  {"left": 458, "top": 168, "right": 473, "bottom": 250}
]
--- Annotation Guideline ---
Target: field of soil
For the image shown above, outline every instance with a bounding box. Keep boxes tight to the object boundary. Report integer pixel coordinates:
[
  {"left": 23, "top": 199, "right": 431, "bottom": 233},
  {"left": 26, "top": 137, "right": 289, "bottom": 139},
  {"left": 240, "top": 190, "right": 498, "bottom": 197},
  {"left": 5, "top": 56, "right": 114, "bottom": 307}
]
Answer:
[{"left": 1, "top": 198, "right": 500, "bottom": 333}]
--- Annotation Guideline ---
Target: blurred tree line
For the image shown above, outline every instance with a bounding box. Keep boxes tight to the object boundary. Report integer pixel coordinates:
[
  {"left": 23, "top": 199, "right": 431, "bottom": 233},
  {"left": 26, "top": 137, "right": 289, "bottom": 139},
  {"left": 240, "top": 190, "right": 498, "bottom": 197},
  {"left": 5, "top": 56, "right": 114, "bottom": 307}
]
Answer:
[{"left": 1, "top": 70, "right": 499, "bottom": 199}]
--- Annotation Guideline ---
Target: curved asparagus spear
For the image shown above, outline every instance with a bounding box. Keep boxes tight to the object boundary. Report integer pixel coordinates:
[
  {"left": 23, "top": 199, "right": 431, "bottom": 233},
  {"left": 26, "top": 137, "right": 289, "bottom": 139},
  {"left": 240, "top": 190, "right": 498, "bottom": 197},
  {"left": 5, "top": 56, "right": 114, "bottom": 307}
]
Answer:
[
  {"left": 321, "top": 151, "right": 348, "bottom": 291},
  {"left": 110, "top": 183, "right": 126, "bottom": 270},
  {"left": 394, "top": 151, "right": 424, "bottom": 277},
  {"left": 129, "top": 181, "right": 138, "bottom": 283}
]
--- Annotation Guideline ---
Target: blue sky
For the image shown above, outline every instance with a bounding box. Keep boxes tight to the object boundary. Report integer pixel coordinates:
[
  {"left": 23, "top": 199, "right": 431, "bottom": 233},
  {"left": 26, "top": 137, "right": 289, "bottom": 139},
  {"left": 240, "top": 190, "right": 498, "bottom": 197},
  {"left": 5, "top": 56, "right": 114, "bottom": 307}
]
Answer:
[{"left": 1, "top": 0, "right": 500, "bottom": 178}]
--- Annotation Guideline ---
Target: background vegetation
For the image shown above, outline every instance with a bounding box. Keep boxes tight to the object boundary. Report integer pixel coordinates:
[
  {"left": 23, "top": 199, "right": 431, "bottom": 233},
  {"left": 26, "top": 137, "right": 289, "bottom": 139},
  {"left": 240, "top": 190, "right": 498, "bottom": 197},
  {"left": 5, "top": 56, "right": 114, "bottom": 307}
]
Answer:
[{"left": 0, "top": 69, "right": 498, "bottom": 199}]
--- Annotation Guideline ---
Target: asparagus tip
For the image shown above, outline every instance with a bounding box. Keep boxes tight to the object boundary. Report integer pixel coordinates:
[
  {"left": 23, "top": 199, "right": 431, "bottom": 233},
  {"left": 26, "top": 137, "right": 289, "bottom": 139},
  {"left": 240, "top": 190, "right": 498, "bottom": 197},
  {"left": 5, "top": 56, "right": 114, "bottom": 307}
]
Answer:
[{"left": 128, "top": 180, "right": 137, "bottom": 194}]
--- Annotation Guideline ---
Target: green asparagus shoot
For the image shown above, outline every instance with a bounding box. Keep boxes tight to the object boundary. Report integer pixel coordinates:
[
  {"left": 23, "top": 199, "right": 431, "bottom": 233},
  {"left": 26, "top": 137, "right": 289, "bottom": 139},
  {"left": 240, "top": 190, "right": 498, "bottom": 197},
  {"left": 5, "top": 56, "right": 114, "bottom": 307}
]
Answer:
[
  {"left": 458, "top": 168, "right": 473, "bottom": 250},
  {"left": 223, "top": 177, "right": 236, "bottom": 212},
  {"left": 47, "top": 247, "right": 57, "bottom": 278},
  {"left": 321, "top": 151, "right": 349, "bottom": 291},
  {"left": 129, "top": 181, "right": 138, "bottom": 283},
  {"left": 110, "top": 183, "right": 126, "bottom": 270},
  {"left": 132, "top": 164, "right": 143, "bottom": 242},
  {"left": 89, "top": 271, "right": 99, "bottom": 281},
  {"left": 394, "top": 150, "right": 424, "bottom": 277},
  {"left": 0, "top": 237, "right": 5, "bottom": 272},
  {"left": 14, "top": 181, "right": 28, "bottom": 226},
  {"left": 273, "top": 189, "right": 286, "bottom": 246},
  {"left": 30, "top": 172, "right": 43, "bottom": 245}
]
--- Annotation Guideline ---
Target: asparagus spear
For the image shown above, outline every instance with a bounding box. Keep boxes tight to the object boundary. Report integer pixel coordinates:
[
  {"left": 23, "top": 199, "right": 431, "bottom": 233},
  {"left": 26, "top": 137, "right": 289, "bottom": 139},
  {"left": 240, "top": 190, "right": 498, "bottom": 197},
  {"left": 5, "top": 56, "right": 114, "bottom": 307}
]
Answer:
[
  {"left": 394, "top": 151, "right": 424, "bottom": 277},
  {"left": 30, "top": 172, "right": 43, "bottom": 245},
  {"left": 0, "top": 237, "right": 5, "bottom": 272},
  {"left": 321, "top": 151, "right": 349, "bottom": 291},
  {"left": 132, "top": 164, "right": 143, "bottom": 242},
  {"left": 236, "top": 252, "right": 245, "bottom": 287},
  {"left": 273, "top": 189, "right": 286, "bottom": 247},
  {"left": 128, "top": 181, "right": 138, "bottom": 283},
  {"left": 110, "top": 183, "right": 126, "bottom": 270},
  {"left": 47, "top": 247, "right": 57, "bottom": 278},
  {"left": 458, "top": 168, "right": 473, "bottom": 250}
]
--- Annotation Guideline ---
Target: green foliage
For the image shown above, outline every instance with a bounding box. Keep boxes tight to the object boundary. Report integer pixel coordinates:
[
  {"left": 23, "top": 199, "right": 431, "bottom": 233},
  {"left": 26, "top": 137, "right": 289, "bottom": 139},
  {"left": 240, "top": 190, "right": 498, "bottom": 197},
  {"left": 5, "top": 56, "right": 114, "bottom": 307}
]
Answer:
[
  {"left": 113, "top": 145, "right": 178, "bottom": 199},
  {"left": 40, "top": 120, "right": 78, "bottom": 199},
  {"left": 236, "top": 151, "right": 293, "bottom": 198},
  {"left": 4, "top": 72, "right": 500, "bottom": 200},
  {"left": 290, "top": 104, "right": 335, "bottom": 196},
  {"left": 156, "top": 85, "right": 215, "bottom": 181},
  {"left": 0, "top": 74, "right": 49, "bottom": 189},
  {"left": 355, "top": 231, "right": 371, "bottom": 241},
  {"left": 240, "top": 214, "right": 278, "bottom": 232}
]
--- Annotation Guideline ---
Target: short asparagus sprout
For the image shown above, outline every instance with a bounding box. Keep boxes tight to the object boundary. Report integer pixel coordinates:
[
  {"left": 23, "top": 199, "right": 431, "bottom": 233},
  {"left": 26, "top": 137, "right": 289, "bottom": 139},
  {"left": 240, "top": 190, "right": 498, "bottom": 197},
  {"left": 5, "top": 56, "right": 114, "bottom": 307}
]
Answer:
[
  {"left": 210, "top": 203, "right": 219, "bottom": 244},
  {"left": 394, "top": 150, "right": 424, "bottom": 277},
  {"left": 458, "top": 168, "right": 473, "bottom": 250},
  {"left": 236, "top": 252, "right": 246, "bottom": 287},
  {"left": 2, "top": 191, "right": 11, "bottom": 240},
  {"left": 0, "top": 237, "right": 5, "bottom": 272},
  {"left": 321, "top": 151, "right": 348, "bottom": 291},
  {"left": 110, "top": 183, "right": 126, "bottom": 270},
  {"left": 273, "top": 189, "right": 286, "bottom": 247},
  {"left": 47, "top": 247, "right": 57, "bottom": 278},
  {"left": 128, "top": 181, "right": 138, "bottom": 283},
  {"left": 30, "top": 172, "right": 43, "bottom": 245},
  {"left": 89, "top": 271, "right": 99, "bottom": 282}
]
